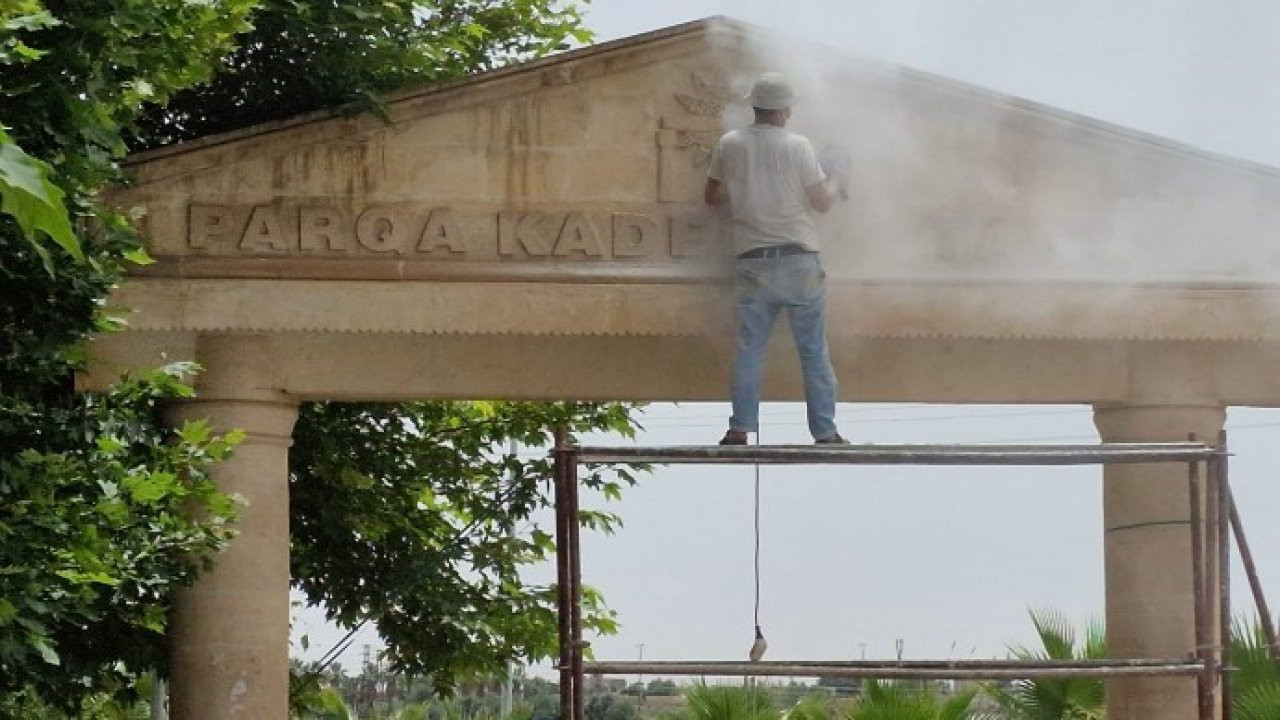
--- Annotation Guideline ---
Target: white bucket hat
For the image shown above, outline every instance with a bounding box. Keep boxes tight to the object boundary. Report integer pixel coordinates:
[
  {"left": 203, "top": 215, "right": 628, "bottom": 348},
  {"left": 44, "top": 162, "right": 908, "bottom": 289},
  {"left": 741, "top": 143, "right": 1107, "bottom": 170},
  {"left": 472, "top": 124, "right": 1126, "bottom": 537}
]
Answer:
[{"left": 747, "top": 72, "right": 795, "bottom": 110}]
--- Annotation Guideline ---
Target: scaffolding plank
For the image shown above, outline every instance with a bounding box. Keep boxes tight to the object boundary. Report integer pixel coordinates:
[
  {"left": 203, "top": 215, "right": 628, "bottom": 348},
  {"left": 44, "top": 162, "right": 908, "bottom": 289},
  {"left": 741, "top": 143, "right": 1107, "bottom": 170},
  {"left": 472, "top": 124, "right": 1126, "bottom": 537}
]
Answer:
[
  {"left": 581, "top": 659, "right": 1206, "bottom": 680},
  {"left": 571, "top": 443, "right": 1220, "bottom": 466}
]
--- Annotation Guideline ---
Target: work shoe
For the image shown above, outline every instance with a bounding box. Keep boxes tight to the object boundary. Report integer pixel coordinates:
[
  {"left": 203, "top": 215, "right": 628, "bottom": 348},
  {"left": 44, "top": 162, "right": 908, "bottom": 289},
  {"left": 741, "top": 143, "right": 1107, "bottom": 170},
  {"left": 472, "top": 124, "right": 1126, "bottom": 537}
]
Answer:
[
  {"left": 815, "top": 433, "right": 851, "bottom": 445},
  {"left": 719, "top": 429, "right": 749, "bottom": 446}
]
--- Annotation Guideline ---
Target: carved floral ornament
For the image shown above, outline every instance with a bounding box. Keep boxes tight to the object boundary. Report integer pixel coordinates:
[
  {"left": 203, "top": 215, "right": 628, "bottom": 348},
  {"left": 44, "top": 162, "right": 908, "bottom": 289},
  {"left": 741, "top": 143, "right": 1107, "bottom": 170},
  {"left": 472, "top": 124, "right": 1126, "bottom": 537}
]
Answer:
[
  {"left": 674, "top": 70, "right": 728, "bottom": 116},
  {"left": 672, "top": 70, "right": 731, "bottom": 168}
]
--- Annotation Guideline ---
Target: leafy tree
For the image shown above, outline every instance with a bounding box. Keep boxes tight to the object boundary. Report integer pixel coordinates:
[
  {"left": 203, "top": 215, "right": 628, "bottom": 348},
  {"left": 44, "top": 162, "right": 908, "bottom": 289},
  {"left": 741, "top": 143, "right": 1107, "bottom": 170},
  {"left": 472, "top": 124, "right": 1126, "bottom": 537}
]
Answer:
[
  {"left": 1, "top": 0, "right": 253, "bottom": 394},
  {"left": 585, "top": 692, "right": 640, "bottom": 720},
  {"left": 522, "top": 676, "right": 562, "bottom": 720},
  {"left": 647, "top": 678, "right": 680, "bottom": 696},
  {"left": 134, "top": 0, "right": 592, "bottom": 148},
  {"left": 978, "top": 611, "right": 1105, "bottom": 720},
  {"left": 7, "top": 0, "right": 623, "bottom": 710},
  {"left": 290, "top": 401, "right": 641, "bottom": 693},
  {"left": 290, "top": 659, "right": 357, "bottom": 720},
  {"left": 0, "top": 365, "right": 243, "bottom": 714},
  {"left": 1, "top": 0, "right": 257, "bottom": 712},
  {"left": 1, "top": 0, "right": 255, "bottom": 246},
  {"left": 293, "top": 685, "right": 355, "bottom": 720}
]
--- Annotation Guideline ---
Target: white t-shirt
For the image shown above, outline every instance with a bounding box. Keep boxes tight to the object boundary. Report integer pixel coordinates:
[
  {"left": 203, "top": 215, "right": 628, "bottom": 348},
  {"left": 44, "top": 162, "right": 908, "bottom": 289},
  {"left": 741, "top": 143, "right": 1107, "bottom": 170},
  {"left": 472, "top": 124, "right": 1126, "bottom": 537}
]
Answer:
[{"left": 706, "top": 125, "right": 826, "bottom": 255}]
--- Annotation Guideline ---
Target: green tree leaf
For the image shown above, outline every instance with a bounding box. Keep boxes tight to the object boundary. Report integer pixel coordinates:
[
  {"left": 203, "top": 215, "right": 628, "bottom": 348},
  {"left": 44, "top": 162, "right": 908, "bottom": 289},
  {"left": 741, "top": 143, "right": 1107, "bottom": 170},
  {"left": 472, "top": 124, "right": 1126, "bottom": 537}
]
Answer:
[
  {"left": 0, "top": 128, "right": 80, "bottom": 265},
  {"left": 32, "top": 637, "right": 59, "bottom": 666}
]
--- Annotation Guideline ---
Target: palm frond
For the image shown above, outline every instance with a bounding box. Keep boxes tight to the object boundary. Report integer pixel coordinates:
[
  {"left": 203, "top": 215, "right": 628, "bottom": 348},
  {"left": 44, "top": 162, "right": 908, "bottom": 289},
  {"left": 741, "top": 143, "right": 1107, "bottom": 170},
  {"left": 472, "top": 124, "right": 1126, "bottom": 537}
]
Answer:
[
  {"left": 1230, "top": 616, "right": 1280, "bottom": 720},
  {"left": 982, "top": 610, "right": 1105, "bottom": 720},
  {"left": 1026, "top": 610, "right": 1076, "bottom": 661},
  {"left": 683, "top": 683, "right": 775, "bottom": 720},
  {"left": 1235, "top": 681, "right": 1280, "bottom": 720},
  {"left": 847, "top": 680, "right": 974, "bottom": 720},
  {"left": 786, "top": 696, "right": 836, "bottom": 720},
  {"left": 938, "top": 689, "right": 978, "bottom": 720},
  {"left": 1231, "top": 617, "right": 1280, "bottom": 696}
]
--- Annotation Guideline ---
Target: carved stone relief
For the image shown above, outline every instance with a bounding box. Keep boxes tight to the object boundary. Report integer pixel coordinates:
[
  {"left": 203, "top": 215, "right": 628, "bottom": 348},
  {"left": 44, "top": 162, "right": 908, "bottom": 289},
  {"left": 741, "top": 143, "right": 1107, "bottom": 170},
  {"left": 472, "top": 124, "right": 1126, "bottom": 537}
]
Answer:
[{"left": 658, "top": 70, "right": 733, "bottom": 202}]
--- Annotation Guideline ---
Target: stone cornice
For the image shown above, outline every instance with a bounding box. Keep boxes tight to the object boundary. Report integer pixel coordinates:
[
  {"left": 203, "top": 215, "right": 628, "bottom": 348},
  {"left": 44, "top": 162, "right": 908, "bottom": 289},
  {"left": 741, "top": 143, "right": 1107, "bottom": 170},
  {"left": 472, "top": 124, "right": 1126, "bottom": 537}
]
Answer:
[{"left": 110, "top": 278, "right": 1280, "bottom": 342}]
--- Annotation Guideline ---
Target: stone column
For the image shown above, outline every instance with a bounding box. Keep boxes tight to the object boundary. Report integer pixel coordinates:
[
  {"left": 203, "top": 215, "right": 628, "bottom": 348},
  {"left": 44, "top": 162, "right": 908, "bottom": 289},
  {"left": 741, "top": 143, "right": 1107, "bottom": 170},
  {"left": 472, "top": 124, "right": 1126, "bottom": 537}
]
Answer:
[
  {"left": 1093, "top": 404, "right": 1224, "bottom": 720},
  {"left": 165, "top": 337, "right": 298, "bottom": 719}
]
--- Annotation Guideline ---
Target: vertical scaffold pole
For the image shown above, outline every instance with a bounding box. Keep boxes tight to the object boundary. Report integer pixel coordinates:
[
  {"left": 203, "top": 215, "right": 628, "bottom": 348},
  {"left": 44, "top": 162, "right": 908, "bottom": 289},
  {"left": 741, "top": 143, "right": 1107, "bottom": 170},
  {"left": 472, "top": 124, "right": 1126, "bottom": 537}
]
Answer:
[
  {"left": 1188, "top": 445, "right": 1211, "bottom": 720},
  {"left": 568, "top": 449, "right": 585, "bottom": 720},
  {"left": 1218, "top": 431, "right": 1233, "bottom": 720},
  {"left": 1228, "top": 486, "right": 1280, "bottom": 661},
  {"left": 1205, "top": 443, "right": 1221, "bottom": 720},
  {"left": 553, "top": 427, "right": 573, "bottom": 720}
]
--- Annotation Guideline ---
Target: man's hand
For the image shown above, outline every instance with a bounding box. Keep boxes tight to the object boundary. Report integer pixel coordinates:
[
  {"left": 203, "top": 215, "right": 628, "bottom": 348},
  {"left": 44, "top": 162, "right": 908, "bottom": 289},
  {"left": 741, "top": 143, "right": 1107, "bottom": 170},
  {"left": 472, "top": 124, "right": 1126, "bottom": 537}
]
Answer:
[
  {"left": 830, "top": 170, "right": 850, "bottom": 201},
  {"left": 818, "top": 144, "right": 852, "bottom": 202},
  {"left": 805, "top": 173, "right": 848, "bottom": 213}
]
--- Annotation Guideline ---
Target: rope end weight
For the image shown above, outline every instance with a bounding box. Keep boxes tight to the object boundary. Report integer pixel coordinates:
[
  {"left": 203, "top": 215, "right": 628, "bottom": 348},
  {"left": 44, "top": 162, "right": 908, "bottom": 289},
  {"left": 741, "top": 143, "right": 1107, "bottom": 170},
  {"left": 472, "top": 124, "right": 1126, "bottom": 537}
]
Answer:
[{"left": 749, "top": 625, "right": 768, "bottom": 662}]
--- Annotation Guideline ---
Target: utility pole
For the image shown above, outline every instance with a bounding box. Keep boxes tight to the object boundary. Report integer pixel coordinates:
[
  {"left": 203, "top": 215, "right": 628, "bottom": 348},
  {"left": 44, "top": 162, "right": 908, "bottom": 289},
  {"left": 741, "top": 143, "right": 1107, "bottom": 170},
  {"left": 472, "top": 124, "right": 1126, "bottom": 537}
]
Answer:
[
  {"left": 500, "top": 665, "right": 515, "bottom": 720},
  {"left": 360, "top": 644, "right": 375, "bottom": 716},
  {"left": 149, "top": 678, "right": 168, "bottom": 720},
  {"left": 637, "top": 643, "right": 646, "bottom": 705}
]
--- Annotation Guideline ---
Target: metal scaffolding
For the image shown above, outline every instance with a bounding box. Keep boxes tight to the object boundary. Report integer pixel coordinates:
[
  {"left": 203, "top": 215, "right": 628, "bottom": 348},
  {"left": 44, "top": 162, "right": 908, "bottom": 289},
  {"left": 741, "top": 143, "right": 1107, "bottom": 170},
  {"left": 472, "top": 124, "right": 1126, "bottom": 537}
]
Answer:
[{"left": 551, "top": 436, "right": 1239, "bottom": 720}]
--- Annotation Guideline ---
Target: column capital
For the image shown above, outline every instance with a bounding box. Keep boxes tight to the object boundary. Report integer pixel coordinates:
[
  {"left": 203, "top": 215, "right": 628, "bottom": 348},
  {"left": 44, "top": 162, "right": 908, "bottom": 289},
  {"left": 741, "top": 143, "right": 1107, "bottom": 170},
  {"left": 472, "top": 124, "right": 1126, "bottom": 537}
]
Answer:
[
  {"left": 1092, "top": 404, "right": 1225, "bottom": 443},
  {"left": 190, "top": 333, "right": 289, "bottom": 403}
]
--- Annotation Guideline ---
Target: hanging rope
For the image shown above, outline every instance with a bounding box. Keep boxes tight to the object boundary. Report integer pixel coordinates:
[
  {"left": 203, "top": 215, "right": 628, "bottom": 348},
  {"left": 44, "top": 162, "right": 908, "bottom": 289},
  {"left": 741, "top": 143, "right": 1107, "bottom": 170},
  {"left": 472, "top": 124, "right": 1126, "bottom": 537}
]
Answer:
[
  {"left": 749, "top": 429, "right": 767, "bottom": 665},
  {"left": 747, "top": 427, "right": 757, "bottom": 630},
  {"left": 745, "top": 429, "right": 767, "bottom": 708}
]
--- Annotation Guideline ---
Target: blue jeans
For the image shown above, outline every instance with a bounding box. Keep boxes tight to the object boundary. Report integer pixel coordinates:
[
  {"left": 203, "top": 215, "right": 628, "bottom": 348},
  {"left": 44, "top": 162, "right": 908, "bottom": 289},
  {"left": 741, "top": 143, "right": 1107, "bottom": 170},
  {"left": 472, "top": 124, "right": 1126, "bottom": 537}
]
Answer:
[{"left": 729, "top": 251, "right": 839, "bottom": 440}]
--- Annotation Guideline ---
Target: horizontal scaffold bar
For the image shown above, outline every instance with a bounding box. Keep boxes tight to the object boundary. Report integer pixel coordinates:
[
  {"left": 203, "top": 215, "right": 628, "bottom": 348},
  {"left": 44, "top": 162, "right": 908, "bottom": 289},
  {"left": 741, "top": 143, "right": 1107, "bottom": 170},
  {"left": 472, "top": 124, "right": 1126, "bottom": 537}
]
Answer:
[
  {"left": 566, "top": 443, "right": 1220, "bottom": 466},
  {"left": 580, "top": 659, "right": 1207, "bottom": 680}
]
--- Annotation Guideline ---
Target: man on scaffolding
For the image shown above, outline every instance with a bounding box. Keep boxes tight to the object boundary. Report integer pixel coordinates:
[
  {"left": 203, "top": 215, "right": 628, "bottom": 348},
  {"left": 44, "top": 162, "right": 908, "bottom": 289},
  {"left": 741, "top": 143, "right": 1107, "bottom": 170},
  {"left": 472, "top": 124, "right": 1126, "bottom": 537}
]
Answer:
[{"left": 704, "top": 71, "right": 850, "bottom": 446}]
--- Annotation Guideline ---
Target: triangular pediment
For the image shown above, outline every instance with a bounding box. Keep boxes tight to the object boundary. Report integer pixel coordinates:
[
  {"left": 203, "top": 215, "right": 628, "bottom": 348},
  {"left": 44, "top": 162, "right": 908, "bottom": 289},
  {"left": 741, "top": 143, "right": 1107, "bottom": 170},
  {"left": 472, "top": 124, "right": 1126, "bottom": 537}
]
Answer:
[{"left": 116, "top": 17, "right": 1280, "bottom": 288}]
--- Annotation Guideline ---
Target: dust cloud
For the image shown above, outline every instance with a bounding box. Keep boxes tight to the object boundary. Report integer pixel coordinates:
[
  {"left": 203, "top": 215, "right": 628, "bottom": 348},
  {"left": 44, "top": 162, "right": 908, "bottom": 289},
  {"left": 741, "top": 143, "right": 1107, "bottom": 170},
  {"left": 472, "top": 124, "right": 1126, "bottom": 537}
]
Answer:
[{"left": 704, "top": 18, "right": 1280, "bottom": 292}]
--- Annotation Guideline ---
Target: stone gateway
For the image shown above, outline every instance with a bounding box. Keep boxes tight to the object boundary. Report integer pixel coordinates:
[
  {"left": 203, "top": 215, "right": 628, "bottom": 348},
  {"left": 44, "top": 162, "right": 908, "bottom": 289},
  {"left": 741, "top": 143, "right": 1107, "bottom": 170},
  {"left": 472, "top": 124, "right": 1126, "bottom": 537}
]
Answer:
[{"left": 88, "top": 17, "right": 1280, "bottom": 720}]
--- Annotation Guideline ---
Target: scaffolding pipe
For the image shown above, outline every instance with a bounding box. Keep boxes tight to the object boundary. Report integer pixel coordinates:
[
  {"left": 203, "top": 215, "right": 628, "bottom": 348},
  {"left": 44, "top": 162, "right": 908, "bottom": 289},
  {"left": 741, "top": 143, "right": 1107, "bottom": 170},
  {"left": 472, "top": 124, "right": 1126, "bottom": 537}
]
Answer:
[
  {"left": 567, "top": 456, "right": 584, "bottom": 720},
  {"left": 1189, "top": 451, "right": 1212, "bottom": 720},
  {"left": 555, "top": 441, "right": 1230, "bottom": 718},
  {"left": 579, "top": 660, "right": 1207, "bottom": 680},
  {"left": 572, "top": 443, "right": 1219, "bottom": 466},
  {"left": 1218, "top": 432, "right": 1233, "bottom": 720},
  {"left": 553, "top": 428, "right": 573, "bottom": 720},
  {"left": 1228, "top": 488, "right": 1280, "bottom": 661}
]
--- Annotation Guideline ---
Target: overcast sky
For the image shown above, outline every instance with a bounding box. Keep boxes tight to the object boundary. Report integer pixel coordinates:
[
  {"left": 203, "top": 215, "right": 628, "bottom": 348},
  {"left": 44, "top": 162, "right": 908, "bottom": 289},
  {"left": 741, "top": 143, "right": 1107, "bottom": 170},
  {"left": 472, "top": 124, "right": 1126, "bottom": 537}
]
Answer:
[
  {"left": 294, "top": 0, "right": 1280, "bottom": 674},
  {"left": 588, "top": 0, "right": 1280, "bottom": 167}
]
